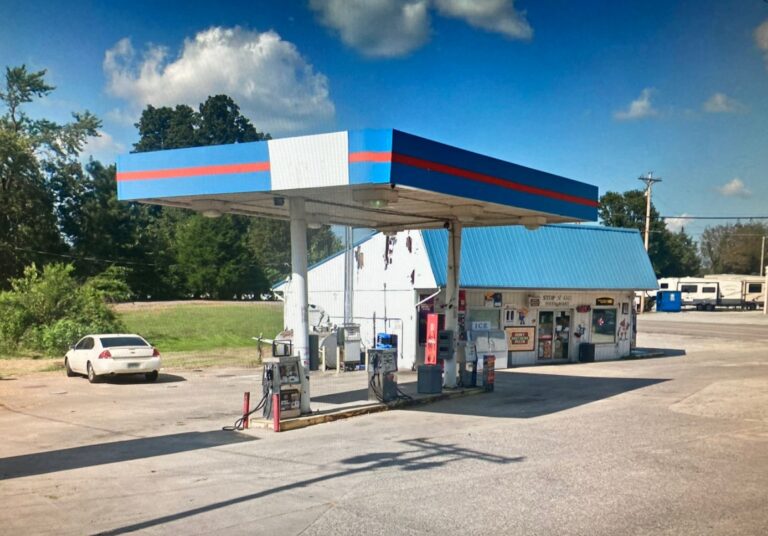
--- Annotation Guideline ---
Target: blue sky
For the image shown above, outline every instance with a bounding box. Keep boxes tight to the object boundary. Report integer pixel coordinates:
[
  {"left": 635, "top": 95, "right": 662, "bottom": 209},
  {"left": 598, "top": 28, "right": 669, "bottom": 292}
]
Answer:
[{"left": 2, "top": 0, "right": 767, "bottom": 238}]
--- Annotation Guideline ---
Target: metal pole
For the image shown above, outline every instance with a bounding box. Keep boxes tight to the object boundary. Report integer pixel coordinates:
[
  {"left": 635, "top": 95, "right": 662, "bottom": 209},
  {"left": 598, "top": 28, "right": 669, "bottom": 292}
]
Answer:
[
  {"left": 443, "top": 220, "right": 462, "bottom": 388},
  {"left": 763, "top": 266, "right": 767, "bottom": 316},
  {"left": 761, "top": 236, "right": 765, "bottom": 282},
  {"left": 343, "top": 226, "right": 353, "bottom": 324},
  {"left": 289, "top": 197, "right": 311, "bottom": 413},
  {"left": 638, "top": 173, "right": 662, "bottom": 314}
]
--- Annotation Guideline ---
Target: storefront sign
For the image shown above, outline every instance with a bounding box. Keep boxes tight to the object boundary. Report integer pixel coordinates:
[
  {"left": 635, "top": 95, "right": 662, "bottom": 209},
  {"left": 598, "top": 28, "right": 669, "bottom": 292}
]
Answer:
[
  {"left": 505, "top": 326, "right": 536, "bottom": 352},
  {"left": 529, "top": 294, "right": 574, "bottom": 308},
  {"left": 471, "top": 321, "right": 492, "bottom": 331},
  {"left": 459, "top": 290, "right": 466, "bottom": 312},
  {"left": 595, "top": 297, "right": 615, "bottom": 306},
  {"left": 576, "top": 305, "right": 591, "bottom": 313}
]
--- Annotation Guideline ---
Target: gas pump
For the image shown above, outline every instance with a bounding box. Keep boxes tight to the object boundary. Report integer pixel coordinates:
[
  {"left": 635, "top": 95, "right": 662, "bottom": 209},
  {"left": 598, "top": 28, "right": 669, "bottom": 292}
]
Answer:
[
  {"left": 262, "top": 340, "right": 303, "bottom": 419},
  {"left": 367, "top": 348, "right": 398, "bottom": 402}
]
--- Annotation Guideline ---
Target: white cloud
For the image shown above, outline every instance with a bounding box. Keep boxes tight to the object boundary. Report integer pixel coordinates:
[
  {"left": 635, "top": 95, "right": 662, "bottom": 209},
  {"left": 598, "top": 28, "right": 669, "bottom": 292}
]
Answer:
[
  {"left": 310, "top": 0, "right": 431, "bottom": 58},
  {"left": 614, "top": 88, "right": 658, "bottom": 121},
  {"left": 703, "top": 92, "right": 742, "bottom": 113},
  {"left": 82, "top": 130, "right": 126, "bottom": 163},
  {"left": 309, "top": 0, "right": 531, "bottom": 58},
  {"left": 434, "top": 0, "right": 532, "bottom": 40},
  {"left": 717, "top": 178, "right": 751, "bottom": 198},
  {"left": 665, "top": 214, "right": 689, "bottom": 233},
  {"left": 103, "top": 27, "right": 335, "bottom": 135},
  {"left": 756, "top": 18, "right": 768, "bottom": 66}
]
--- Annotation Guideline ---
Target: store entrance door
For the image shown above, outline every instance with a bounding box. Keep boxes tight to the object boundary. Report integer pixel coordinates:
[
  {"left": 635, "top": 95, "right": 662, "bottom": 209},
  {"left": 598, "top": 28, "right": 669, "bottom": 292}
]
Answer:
[{"left": 537, "top": 310, "right": 572, "bottom": 361}]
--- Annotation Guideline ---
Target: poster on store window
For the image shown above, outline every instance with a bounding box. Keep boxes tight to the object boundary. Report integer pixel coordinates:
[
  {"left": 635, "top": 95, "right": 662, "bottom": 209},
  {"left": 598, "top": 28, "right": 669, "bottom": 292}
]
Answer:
[{"left": 505, "top": 326, "right": 536, "bottom": 352}]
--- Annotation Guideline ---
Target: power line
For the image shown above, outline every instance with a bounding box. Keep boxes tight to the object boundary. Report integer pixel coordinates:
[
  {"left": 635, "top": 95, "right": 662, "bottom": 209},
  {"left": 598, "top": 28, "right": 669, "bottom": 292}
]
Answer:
[{"left": 2, "top": 243, "right": 159, "bottom": 267}]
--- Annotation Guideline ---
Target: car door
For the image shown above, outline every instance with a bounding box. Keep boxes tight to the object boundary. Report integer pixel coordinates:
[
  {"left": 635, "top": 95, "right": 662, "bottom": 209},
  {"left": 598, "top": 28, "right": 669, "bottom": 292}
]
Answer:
[{"left": 71, "top": 337, "right": 94, "bottom": 374}]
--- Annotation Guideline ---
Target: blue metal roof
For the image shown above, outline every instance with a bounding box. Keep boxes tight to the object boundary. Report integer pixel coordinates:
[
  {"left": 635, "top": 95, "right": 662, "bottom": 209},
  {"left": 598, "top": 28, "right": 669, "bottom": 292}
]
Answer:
[{"left": 422, "top": 224, "right": 658, "bottom": 290}]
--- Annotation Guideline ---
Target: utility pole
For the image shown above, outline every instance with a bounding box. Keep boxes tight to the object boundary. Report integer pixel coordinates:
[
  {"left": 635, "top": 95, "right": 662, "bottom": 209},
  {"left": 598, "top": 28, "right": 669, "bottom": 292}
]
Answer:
[{"left": 638, "top": 172, "right": 662, "bottom": 314}]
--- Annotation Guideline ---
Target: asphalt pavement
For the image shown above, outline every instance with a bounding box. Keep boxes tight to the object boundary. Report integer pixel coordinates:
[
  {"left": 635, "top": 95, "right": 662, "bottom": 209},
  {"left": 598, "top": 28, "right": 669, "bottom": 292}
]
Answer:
[{"left": 1, "top": 318, "right": 767, "bottom": 535}]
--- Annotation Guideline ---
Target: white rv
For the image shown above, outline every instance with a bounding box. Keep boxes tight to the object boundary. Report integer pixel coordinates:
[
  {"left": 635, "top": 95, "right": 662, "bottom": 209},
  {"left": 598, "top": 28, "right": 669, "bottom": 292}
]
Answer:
[{"left": 657, "top": 275, "right": 765, "bottom": 310}]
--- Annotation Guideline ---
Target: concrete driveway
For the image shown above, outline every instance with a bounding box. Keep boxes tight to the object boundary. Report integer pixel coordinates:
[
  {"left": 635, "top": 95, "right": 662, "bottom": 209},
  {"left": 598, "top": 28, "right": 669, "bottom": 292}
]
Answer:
[{"left": 1, "top": 319, "right": 767, "bottom": 535}]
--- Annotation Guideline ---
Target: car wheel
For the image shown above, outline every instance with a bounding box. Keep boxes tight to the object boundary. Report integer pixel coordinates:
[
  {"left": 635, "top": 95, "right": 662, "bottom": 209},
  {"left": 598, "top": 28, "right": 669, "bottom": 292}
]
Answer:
[
  {"left": 65, "top": 358, "right": 76, "bottom": 377},
  {"left": 87, "top": 362, "right": 100, "bottom": 383},
  {"left": 145, "top": 370, "right": 159, "bottom": 382}
]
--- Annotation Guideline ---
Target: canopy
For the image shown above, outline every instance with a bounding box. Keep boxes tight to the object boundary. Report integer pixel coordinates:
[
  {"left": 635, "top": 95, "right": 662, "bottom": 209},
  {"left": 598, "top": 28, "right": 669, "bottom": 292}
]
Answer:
[{"left": 117, "top": 129, "right": 598, "bottom": 230}]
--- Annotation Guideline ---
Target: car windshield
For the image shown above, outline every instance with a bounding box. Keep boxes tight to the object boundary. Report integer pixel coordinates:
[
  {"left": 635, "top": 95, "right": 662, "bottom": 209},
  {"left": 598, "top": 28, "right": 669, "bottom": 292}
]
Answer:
[{"left": 100, "top": 336, "right": 149, "bottom": 348}]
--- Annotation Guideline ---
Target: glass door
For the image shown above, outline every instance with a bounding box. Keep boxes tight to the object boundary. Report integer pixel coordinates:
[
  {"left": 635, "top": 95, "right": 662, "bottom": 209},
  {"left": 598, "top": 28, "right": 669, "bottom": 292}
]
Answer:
[
  {"left": 554, "top": 311, "right": 571, "bottom": 360},
  {"left": 537, "top": 311, "right": 554, "bottom": 360},
  {"left": 538, "top": 311, "right": 571, "bottom": 361}
]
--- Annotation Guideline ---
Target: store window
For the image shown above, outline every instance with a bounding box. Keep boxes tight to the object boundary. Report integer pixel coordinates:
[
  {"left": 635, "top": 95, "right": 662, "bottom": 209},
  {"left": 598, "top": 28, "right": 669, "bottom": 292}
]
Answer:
[
  {"left": 468, "top": 309, "right": 500, "bottom": 330},
  {"left": 592, "top": 309, "right": 617, "bottom": 344}
]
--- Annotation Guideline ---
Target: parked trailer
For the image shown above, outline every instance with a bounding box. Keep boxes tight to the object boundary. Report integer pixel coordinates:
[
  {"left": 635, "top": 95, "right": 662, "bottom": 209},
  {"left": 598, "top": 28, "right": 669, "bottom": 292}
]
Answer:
[{"left": 657, "top": 275, "right": 765, "bottom": 311}]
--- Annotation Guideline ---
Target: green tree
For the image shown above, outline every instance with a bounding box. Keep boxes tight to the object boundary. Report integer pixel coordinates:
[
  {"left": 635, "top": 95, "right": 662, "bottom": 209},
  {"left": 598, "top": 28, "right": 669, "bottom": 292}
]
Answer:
[
  {"left": 132, "top": 94, "right": 340, "bottom": 296},
  {"left": 700, "top": 222, "right": 768, "bottom": 274},
  {"left": 0, "top": 66, "right": 97, "bottom": 286},
  {"left": 174, "top": 214, "right": 267, "bottom": 299},
  {"left": 599, "top": 189, "right": 701, "bottom": 277},
  {"left": 0, "top": 263, "right": 124, "bottom": 355}
]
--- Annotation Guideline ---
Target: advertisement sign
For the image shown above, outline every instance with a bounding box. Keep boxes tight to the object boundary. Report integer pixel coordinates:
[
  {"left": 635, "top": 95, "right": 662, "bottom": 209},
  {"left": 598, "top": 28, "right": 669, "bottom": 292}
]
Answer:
[
  {"left": 596, "top": 297, "right": 615, "bottom": 306},
  {"left": 505, "top": 326, "right": 536, "bottom": 352},
  {"left": 529, "top": 294, "right": 574, "bottom": 308},
  {"left": 425, "top": 313, "right": 438, "bottom": 365}
]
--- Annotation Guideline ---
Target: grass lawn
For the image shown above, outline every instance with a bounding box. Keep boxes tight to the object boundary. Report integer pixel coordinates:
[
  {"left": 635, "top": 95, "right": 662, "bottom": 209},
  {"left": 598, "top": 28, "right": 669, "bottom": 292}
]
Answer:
[{"left": 118, "top": 301, "right": 284, "bottom": 353}]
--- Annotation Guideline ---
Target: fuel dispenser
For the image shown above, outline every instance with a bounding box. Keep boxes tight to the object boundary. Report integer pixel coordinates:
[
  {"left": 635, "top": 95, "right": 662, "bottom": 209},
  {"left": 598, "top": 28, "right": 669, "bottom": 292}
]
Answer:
[
  {"left": 262, "top": 340, "right": 303, "bottom": 420},
  {"left": 367, "top": 348, "right": 398, "bottom": 403}
]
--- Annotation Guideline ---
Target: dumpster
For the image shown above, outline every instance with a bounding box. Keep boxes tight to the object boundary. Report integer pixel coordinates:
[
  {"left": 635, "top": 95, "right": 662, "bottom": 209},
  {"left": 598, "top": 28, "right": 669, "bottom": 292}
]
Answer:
[{"left": 656, "top": 290, "right": 682, "bottom": 312}]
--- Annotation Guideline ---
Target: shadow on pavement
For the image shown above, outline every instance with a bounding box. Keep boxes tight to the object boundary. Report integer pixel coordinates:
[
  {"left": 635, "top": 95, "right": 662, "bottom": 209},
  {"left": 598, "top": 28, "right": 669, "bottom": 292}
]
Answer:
[
  {"left": 97, "top": 372, "right": 187, "bottom": 385},
  {"left": 0, "top": 430, "right": 255, "bottom": 480},
  {"left": 313, "top": 388, "right": 369, "bottom": 404},
  {"left": 95, "top": 437, "right": 523, "bottom": 535},
  {"left": 411, "top": 371, "right": 668, "bottom": 419},
  {"left": 629, "top": 348, "right": 687, "bottom": 359}
]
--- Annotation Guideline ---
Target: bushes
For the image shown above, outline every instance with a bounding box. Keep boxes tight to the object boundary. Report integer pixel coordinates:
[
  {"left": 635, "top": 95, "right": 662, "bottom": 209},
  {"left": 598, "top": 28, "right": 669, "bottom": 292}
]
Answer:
[{"left": 0, "top": 264, "right": 126, "bottom": 355}]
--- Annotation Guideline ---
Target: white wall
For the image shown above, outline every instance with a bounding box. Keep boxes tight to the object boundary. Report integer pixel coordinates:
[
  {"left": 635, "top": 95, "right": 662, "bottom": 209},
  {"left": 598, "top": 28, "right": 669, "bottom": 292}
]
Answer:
[{"left": 279, "top": 230, "right": 435, "bottom": 369}]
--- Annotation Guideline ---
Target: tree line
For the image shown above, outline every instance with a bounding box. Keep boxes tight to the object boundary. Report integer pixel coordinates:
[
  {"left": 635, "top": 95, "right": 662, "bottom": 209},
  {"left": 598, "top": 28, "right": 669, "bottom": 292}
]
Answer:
[
  {"left": 599, "top": 190, "right": 767, "bottom": 277},
  {"left": 0, "top": 65, "right": 341, "bottom": 299}
]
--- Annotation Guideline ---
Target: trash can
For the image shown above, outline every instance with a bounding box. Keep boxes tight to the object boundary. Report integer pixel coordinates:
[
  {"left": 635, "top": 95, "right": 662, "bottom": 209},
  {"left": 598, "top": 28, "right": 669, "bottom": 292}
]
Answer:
[
  {"left": 417, "top": 364, "right": 442, "bottom": 394},
  {"left": 578, "top": 342, "right": 595, "bottom": 363}
]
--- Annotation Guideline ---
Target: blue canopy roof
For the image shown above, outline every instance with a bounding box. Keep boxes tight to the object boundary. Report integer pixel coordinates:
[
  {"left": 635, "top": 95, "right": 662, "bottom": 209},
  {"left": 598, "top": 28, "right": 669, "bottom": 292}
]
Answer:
[
  {"left": 422, "top": 224, "right": 658, "bottom": 290},
  {"left": 115, "top": 129, "right": 598, "bottom": 230}
]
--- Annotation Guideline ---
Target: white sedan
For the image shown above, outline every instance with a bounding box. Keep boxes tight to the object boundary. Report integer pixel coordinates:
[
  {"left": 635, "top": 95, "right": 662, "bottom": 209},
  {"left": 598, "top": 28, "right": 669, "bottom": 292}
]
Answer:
[{"left": 64, "top": 334, "right": 161, "bottom": 383}]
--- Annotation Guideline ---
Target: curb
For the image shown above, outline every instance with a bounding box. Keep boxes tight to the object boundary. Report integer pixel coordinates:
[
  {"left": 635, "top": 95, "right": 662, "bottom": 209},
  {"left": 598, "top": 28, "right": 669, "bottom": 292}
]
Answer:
[{"left": 250, "top": 386, "right": 488, "bottom": 432}]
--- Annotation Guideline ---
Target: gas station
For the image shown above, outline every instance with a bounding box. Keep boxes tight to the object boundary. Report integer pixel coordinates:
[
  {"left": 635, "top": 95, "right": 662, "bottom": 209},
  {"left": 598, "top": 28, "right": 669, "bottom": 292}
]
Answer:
[{"left": 116, "top": 128, "right": 599, "bottom": 426}]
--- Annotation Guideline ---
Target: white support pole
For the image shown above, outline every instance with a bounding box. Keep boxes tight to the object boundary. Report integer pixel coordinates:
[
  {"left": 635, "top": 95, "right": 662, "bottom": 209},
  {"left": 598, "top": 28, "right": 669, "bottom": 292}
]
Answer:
[
  {"left": 343, "top": 225, "right": 353, "bottom": 324},
  {"left": 289, "top": 197, "right": 311, "bottom": 413},
  {"left": 443, "top": 220, "right": 462, "bottom": 388}
]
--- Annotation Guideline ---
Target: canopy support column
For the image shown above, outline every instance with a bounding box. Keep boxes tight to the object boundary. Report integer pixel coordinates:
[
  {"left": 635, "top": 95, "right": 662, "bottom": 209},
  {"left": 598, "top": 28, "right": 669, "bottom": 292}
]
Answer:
[
  {"left": 444, "top": 220, "right": 462, "bottom": 389},
  {"left": 290, "top": 197, "right": 311, "bottom": 413}
]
